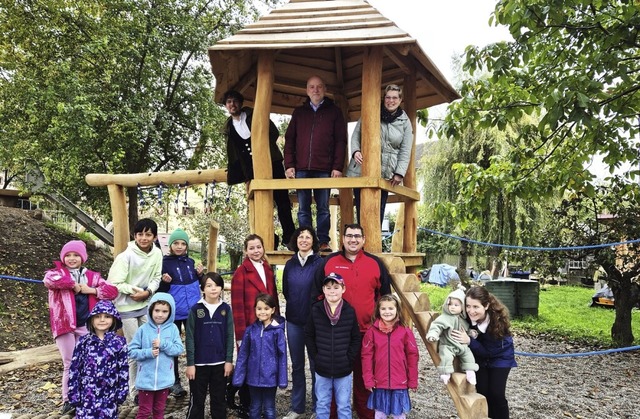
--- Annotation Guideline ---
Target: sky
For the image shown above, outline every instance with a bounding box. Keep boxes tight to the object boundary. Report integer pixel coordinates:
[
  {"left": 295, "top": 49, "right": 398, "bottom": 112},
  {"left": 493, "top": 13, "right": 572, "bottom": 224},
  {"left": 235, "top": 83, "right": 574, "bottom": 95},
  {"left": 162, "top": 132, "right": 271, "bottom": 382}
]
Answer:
[{"left": 367, "top": 0, "right": 511, "bottom": 84}]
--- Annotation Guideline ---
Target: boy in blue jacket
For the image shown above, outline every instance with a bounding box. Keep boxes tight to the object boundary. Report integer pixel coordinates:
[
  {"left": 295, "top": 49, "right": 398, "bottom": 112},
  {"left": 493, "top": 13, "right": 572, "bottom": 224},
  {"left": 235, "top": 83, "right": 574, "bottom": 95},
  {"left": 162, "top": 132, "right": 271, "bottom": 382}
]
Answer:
[{"left": 129, "top": 293, "right": 184, "bottom": 419}]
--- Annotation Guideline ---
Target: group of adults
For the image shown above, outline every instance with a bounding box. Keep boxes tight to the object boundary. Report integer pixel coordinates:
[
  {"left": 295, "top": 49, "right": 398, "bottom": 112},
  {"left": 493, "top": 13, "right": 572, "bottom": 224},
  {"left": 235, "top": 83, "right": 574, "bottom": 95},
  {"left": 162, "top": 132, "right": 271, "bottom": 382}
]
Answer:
[{"left": 223, "top": 75, "right": 413, "bottom": 251}]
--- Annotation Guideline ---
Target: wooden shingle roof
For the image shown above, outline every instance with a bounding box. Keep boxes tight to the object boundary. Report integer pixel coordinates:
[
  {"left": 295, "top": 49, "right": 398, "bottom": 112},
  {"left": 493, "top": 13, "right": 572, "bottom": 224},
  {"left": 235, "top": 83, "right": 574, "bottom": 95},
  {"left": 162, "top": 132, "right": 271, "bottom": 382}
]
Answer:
[{"left": 208, "top": 0, "right": 459, "bottom": 121}]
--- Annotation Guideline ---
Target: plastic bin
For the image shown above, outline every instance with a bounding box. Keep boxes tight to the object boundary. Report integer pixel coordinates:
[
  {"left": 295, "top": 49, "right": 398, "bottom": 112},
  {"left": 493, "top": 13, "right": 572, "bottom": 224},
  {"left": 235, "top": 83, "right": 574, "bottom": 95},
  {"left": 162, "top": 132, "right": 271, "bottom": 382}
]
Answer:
[{"left": 486, "top": 278, "right": 539, "bottom": 317}]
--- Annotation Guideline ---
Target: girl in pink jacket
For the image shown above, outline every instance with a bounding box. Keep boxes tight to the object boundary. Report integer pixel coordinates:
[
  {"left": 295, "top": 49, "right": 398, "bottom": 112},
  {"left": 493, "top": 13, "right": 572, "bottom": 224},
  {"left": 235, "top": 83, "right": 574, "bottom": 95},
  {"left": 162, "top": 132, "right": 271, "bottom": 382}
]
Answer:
[
  {"left": 361, "top": 294, "right": 419, "bottom": 419},
  {"left": 44, "top": 240, "right": 118, "bottom": 415}
]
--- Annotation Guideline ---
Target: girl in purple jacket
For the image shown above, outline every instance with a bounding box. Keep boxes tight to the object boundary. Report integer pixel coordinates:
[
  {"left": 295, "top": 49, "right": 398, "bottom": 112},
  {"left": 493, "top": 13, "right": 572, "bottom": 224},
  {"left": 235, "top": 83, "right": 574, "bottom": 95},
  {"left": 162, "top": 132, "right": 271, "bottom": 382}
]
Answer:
[
  {"left": 44, "top": 240, "right": 118, "bottom": 415},
  {"left": 361, "top": 294, "right": 419, "bottom": 419},
  {"left": 232, "top": 293, "right": 288, "bottom": 419}
]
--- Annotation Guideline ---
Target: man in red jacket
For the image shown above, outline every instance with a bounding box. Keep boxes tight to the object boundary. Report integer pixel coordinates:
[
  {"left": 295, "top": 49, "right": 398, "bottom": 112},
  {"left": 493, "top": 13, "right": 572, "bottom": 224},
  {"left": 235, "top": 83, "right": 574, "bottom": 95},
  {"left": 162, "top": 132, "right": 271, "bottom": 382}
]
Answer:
[
  {"left": 312, "top": 223, "right": 392, "bottom": 419},
  {"left": 284, "top": 75, "right": 347, "bottom": 252}
]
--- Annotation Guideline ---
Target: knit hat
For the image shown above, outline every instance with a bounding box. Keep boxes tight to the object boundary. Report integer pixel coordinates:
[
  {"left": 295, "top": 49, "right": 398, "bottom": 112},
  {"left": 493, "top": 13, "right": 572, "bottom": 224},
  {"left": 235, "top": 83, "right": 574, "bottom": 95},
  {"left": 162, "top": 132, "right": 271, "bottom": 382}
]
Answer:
[
  {"left": 60, "top": 240, "right": 88, "bottom": 264},
  {"left": 169, "top": 228, "right": 190, "bottom": 247}
]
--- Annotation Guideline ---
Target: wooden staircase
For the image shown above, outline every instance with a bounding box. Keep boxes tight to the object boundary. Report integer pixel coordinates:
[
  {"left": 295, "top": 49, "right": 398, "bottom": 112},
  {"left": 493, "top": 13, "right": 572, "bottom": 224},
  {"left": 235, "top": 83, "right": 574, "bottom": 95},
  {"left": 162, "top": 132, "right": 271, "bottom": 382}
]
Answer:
[{"left": 380, "top": 256, "right": 488, "bottom": 419}]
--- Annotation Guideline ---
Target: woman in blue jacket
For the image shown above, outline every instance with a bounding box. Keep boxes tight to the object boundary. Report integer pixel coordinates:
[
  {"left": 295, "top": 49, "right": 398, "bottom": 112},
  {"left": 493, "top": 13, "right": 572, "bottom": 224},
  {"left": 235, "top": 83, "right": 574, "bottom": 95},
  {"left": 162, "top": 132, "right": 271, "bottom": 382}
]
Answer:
[
  {"left": 282, "top": 227, "right": 323, "bottom": 419},
  {"left": 453, "top": 286, "right": 517, "bottom": 419}
]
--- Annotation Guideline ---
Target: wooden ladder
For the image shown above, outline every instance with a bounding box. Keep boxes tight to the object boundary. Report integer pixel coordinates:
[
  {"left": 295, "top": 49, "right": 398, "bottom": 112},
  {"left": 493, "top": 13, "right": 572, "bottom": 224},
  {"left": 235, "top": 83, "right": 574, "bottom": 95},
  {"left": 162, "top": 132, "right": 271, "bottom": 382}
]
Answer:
[{"left": 381, "top": 256, "right": 488, "bottom": 419}]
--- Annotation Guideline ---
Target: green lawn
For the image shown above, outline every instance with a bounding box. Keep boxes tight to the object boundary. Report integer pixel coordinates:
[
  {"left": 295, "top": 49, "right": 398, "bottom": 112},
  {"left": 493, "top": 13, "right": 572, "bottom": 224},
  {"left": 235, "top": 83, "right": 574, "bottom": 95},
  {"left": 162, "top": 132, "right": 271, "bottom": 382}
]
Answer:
[{"left": 419, "top": 283, "right": 640, "bottom": 347}]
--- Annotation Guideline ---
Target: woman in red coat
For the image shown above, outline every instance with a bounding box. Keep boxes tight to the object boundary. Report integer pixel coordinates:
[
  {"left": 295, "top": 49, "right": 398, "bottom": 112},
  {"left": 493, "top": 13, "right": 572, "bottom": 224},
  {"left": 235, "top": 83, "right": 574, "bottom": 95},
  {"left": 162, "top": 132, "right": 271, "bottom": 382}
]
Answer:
[{"left": 229, "top": 234, "right": 281, "bottom": 416}]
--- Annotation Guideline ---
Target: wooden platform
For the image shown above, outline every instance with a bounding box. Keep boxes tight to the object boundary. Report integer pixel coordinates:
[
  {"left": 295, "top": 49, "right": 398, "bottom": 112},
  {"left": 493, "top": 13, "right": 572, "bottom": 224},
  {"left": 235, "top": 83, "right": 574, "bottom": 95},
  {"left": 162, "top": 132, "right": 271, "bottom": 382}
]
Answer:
[{"left": 266, "top": 250, "right": 424, "bottom": 267}]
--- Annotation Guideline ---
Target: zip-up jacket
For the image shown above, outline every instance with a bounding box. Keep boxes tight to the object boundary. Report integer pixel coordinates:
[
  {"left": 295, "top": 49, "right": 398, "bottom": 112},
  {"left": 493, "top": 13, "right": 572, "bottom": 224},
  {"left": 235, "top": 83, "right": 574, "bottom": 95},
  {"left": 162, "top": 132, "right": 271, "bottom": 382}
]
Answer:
[
  {"left": 233, "top": 315, "right": 288, "bottom": 388},
  {"left": 284, "top": 97, "right": 347, "bottom": 173},
  {"left": 107, "top": 241, "right": 162, "bottom": 313},
  {"left": 44, "top": 261, "right": 118, "bottom": 338},
  {"left": 282, "top": 252, "right": 323, "bottom": 326},
  {"left": 305, "top": 299, "right": 361, "bottom": 378},
  {"left": 361, "top": 319, "right": 419, "bottom": 390},
  {"left": 159, "top": 253, "right": 202, "bottom": 321},
  {"left": 128, "top": 293, "right": 184, "bottom": 391},
  {"left": 468, "top": 329, "right": 517, "bottom": 369},
  {"left": 185, "top": 298, "right": 234, "bottom": 366},
  {"left": 312, "top": 249, "right": 391, "bottom": 332}
]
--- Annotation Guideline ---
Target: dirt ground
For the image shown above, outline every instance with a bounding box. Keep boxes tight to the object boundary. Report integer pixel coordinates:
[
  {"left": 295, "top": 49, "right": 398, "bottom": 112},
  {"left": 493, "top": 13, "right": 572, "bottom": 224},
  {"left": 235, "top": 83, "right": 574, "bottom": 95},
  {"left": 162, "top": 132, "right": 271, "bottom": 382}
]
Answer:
[{"left": 1, "top": 206, "right": 639, "bottom": 418}]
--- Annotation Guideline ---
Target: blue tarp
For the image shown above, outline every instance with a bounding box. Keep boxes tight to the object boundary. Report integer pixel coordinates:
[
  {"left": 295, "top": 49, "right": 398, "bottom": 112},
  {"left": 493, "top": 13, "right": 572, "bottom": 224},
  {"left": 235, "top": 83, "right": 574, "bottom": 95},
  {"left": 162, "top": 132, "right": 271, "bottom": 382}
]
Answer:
[{"left": 428, "top": 264, "right": 460, "bottom": 287}]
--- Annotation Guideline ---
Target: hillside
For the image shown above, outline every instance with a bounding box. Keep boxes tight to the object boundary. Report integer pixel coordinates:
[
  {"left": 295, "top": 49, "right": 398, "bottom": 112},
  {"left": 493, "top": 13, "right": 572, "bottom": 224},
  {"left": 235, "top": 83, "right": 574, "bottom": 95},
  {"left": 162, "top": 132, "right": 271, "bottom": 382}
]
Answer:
[{"left": 0, "top": 206, "right": 115, "bottom": 351}]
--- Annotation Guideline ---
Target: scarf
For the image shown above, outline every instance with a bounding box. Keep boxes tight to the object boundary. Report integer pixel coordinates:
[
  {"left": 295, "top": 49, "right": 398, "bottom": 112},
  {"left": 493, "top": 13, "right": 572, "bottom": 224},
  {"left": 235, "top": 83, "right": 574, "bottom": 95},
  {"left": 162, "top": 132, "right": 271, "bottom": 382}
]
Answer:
[
  {"left": 380, "top": 103, "right": 403, "bottom": 124},
  {"left": 379, "top": 319, "right": 398, "bottom": 334},
  {"left": 323, "top": 298, "right": 344, "bottom": 325}
]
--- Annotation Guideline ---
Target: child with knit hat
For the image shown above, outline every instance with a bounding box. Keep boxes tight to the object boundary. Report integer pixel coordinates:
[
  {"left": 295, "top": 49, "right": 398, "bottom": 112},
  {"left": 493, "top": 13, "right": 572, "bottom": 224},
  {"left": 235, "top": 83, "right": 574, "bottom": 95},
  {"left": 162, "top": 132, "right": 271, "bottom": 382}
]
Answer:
[
  {"left": 159, "top": 228, "right": 204, "bottom": 397},
  {"left": 427, "top": 287, "right": 479, "bottom": 385},
  {"left": 44, "top": 240, "right": 118, "bottom": 415}
]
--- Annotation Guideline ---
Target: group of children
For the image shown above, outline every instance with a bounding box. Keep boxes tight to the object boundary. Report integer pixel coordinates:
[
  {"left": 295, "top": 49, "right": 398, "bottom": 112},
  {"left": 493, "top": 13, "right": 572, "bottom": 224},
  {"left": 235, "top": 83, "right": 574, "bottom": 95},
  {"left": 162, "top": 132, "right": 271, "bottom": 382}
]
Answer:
[{"left": 45, "top": 219, "right": 515, "bottom": 419}]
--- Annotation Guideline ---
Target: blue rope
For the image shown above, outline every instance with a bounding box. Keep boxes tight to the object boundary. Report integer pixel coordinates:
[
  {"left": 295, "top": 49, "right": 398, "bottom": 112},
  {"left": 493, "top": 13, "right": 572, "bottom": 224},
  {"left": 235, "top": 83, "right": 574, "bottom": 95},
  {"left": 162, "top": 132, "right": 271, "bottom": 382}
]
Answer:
[
  {"left": 515, "top": 345, "right": 640, "bottom": 358},
  {"left": 0, "top": 274, "right": 42, "bottom": 284},
  {"left": 419, "top": 227, "right": 640, "bottom": 251}
]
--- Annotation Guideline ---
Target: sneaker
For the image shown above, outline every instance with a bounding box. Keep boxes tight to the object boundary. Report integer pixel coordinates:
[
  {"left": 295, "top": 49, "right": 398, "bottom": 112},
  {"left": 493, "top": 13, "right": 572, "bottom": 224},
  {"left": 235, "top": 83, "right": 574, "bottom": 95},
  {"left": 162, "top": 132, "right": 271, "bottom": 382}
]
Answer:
[
  {"left": 282, "top": 411, "right": 302, "bottom": 419},
  {"left": 170, "top": 382, "right": 187, "bottom": 397},
  {"left": 319, "top": 243, "right": 332, "bottom": 252},
  {"left": 60, "top": 401, "right": 75, "bottom": 416}
]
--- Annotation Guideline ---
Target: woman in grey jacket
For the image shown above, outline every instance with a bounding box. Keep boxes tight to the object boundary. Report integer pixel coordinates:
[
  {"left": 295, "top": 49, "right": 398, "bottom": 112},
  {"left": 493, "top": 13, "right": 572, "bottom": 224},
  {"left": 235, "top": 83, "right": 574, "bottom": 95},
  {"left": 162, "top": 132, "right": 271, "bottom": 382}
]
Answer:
[{"left": 346, "top": 84, "right": 413, "bottom": 225}]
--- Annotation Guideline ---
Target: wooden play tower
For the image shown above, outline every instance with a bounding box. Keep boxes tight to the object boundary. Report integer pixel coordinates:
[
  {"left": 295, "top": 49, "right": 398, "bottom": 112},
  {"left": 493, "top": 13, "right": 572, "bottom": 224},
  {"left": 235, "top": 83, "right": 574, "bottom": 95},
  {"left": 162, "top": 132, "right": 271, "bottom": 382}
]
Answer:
[{"left": 87, "top": 1, "right": 487, "bottom": 417}]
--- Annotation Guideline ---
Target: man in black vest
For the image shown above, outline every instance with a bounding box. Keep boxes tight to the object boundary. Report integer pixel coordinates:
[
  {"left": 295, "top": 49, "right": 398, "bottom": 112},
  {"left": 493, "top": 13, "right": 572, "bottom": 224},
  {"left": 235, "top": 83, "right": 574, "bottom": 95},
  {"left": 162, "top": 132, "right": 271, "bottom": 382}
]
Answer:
[{"left": 223, "top": 89, "right": 295, "bottom": 249}]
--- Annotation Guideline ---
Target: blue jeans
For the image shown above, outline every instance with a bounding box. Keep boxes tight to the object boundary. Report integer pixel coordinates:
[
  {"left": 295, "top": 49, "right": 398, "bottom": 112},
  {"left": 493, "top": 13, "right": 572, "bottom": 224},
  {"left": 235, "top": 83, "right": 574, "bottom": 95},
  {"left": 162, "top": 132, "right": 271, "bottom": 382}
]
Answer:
[
  {"left": 295, "top": 170, "right": 331, "bottom": 244},
  {"left": 287, "top": 322, "right": 316, "bottom": 413},
  {"left": 248, "top": 386, "right": 277, "bottom": 419},
  {"left": 315, "top": 373, "right": 352, "bottom": 419}
]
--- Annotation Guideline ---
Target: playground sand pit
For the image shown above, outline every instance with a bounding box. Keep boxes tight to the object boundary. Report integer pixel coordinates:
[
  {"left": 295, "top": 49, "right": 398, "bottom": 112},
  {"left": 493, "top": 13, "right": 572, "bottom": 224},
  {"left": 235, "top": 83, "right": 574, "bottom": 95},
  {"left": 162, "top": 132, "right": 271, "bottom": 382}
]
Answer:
[{"left": 1, "top": 206, "right": 639, "bottom": 418}]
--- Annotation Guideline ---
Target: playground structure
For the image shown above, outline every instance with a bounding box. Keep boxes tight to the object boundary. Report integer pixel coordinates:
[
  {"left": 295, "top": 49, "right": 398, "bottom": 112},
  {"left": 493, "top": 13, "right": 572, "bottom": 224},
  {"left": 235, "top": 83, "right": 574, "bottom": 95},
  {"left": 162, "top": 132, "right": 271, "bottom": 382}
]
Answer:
[{"left": 86, "top": 1, "right": 488, "bottom": 417}]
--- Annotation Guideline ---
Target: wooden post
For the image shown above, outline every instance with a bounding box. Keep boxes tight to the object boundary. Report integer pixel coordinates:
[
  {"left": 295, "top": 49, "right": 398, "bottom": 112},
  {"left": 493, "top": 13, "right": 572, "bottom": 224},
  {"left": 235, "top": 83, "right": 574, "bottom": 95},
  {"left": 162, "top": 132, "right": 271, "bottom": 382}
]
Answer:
[
  {"left": 360, "top": 46, "right": 383, "bottom": 252},
  {"left": 108, "top": 184, "right": 129, "bottom": 256},
  {"left": 402, "top": 70, "right": 418, "bottom": 259},
  {"left": 207, "top": 220, "right": 219, "bottom": 273},
  {"left": 251, "top": 51, "right": 276, "bottom": 249}
]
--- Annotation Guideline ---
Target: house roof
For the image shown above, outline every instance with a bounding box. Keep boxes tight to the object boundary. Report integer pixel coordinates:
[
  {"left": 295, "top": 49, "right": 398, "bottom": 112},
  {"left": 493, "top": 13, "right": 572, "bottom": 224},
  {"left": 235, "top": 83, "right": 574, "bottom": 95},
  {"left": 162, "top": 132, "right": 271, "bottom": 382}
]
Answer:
[{"left": 208, "top": 0, "right": 459, "bottom": 121}]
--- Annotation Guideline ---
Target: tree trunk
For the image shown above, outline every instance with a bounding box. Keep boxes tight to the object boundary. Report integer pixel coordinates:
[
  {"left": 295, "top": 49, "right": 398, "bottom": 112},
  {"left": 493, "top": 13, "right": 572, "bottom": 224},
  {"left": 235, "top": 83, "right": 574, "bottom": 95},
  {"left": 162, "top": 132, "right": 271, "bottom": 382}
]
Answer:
[
  {"left": 127, "top": 188, "right": 139, "bottom": 237},
  {"left": 458, "top": 239, "right": 470, "bottom": 287},
  {"left": 605, "top": 269, "right": 635, "bottom": 346},
  {"left": 229, "top": 250, "right": 243, "bottom": 272}
]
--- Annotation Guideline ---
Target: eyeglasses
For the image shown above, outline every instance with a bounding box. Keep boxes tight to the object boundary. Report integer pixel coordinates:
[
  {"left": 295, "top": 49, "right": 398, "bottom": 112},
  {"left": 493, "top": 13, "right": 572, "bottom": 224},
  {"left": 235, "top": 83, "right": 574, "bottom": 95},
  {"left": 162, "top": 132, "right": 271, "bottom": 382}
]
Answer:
[
  {"left": 344, "top": 234, "right": 363, "bottom": 239},
  {"left": 384, "top": 96, "right": 400, "bottom": 101}
]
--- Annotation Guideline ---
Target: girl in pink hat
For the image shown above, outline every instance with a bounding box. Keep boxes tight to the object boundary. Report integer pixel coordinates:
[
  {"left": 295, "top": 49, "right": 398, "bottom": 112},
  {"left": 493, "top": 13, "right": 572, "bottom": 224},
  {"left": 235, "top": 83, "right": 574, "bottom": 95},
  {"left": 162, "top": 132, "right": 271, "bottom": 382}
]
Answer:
[{"left": 44, "top": 240, "right": 118, "bottom": 415}]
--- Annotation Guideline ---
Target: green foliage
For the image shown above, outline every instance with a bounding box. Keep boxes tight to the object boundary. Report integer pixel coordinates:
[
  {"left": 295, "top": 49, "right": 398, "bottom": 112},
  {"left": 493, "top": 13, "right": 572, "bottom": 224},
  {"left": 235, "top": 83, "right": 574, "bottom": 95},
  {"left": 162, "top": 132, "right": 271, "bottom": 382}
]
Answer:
[{"left": 0, "top": 0, "right": 274, "bottom": 219}]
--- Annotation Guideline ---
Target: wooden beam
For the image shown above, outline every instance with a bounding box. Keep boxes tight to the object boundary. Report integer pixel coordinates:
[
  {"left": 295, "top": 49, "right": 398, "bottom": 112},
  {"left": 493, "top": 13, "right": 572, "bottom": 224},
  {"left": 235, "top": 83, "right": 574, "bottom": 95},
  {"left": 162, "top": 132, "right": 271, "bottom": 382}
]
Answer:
[
  {"left": 86, "top": 169, "right": 227, "bottom": 187},
  {"left": 360, "top": 45, "right": 383, "bottom": 252},
  {"left": 107, "top": 184, "right": 129, "bottom": 256},
  {"left": 207, "top": 220, "right": 220, "bottom": 273},
  {"left": 252, "top": 51, "right": 276, "bottom": 249},
  {"left": 403, "top": 69, "right": 418, "bottom": 257}
]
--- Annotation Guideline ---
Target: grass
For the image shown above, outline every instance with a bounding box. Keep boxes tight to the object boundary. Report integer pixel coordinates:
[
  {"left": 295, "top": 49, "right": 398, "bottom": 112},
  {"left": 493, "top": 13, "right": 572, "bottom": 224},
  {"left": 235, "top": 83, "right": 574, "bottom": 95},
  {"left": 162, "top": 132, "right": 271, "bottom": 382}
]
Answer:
[{"left": 419, "top": 283, "right": 640, "bottom": 347}]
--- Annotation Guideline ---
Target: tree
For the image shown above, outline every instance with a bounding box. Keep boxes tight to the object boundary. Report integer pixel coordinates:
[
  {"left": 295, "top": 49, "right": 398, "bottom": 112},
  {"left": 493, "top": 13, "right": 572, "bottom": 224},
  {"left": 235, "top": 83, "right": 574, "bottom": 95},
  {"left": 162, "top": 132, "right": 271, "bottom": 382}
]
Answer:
[
  {"left": 441, "top": 0, "right": 640, "bottom": 343},
  {"left": 0, "top": 0, "right": 277, "bottom": 229}
]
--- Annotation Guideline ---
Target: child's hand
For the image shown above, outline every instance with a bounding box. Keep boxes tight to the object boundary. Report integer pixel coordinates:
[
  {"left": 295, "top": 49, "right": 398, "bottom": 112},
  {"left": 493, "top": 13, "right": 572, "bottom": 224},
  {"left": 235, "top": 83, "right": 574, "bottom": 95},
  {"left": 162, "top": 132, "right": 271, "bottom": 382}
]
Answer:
[
  {"left": 224, "top": 362, "right": 234, "bottom": 377},
  {"left": 152, "top": 338, "right": 160, "bottom": 349},
  {"left": 78, "top": 284, "right": 95, "bottom": 295},
  {"left": 131, "top": 289, "right": 150, "bottom": 302},
  {"left": 196, "top": 264, "right": 204, "bottom": 275},
  {"left": 152, "top": 347, "right": 159, "bottom": 357},
  {"left": 186, "top": 365, "right": 196, "bottom": 380},
  {"left": 73, "top": 283, "right": 82, "bottom": 294},
  {"left": 411, "top": 387, "right": 417, "bottom": 393},
  {"left": 161, "top": 273, "right": 172, "bottom": 283}
]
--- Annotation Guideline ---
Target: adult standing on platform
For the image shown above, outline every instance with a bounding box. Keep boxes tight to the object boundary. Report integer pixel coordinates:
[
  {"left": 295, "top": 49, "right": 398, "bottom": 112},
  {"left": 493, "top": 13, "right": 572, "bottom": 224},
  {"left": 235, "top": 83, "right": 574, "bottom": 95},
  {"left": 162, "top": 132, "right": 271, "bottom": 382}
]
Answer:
[
  {"left": 346, "top": 84, "right": 413, "bottom": 225},
  {"left": 312, "top": 223, "right": 391, "bottom": 419},
  {"left": 223, "top": 89, "right": 296, "bottom": 248},
  {"left": 284, "top": 75, "right": 347, "bottom": 252}
]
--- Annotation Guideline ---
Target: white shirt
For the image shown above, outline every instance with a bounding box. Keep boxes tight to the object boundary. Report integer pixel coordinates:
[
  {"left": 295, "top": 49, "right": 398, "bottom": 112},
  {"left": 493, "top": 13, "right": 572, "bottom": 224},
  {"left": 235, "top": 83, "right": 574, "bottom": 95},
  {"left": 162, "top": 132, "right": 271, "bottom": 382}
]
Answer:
[{"left": 232, "top": 112, "right": 251, "bottom": 139}]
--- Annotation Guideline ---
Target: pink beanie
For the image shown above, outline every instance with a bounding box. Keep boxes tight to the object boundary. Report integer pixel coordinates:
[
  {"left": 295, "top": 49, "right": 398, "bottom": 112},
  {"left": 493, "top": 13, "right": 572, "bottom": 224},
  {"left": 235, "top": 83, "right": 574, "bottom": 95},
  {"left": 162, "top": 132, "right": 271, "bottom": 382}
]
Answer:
[{"left": 60, "top": 240, "right": 88, "bottom": 264}]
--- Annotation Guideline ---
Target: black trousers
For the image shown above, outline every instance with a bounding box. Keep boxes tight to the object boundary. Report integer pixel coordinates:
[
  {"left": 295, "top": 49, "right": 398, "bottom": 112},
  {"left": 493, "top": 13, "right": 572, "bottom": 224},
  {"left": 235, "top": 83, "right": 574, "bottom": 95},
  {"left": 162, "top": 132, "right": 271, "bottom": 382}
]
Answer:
[
  {"left": 186, "top": 364, "right": 227, "bottom": 419},
  {"left": 273, "top": 163, "right": 295, "bottom": 245},
  {"left": 476, "top": 366, "right": 511, "bottom": 419}
]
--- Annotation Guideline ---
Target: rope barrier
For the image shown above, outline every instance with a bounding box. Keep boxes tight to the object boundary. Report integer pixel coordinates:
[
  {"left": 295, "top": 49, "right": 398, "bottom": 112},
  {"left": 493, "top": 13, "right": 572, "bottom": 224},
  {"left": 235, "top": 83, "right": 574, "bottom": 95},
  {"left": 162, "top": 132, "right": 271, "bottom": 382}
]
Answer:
[
  {"left": 0, "top": 274, "right": 41, "bottom": 284},
  {"left": 515, "top": 345, "right": 640, "bottom": 357},
  {"left": 419, "top": 227, "right": 640, "bottom": 251}
]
